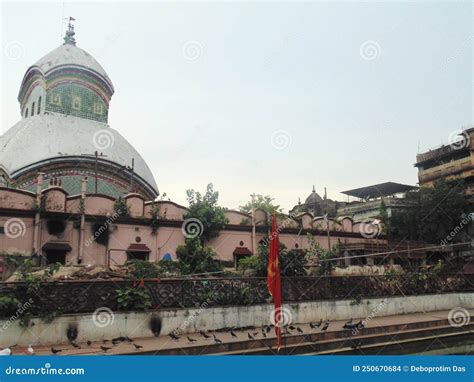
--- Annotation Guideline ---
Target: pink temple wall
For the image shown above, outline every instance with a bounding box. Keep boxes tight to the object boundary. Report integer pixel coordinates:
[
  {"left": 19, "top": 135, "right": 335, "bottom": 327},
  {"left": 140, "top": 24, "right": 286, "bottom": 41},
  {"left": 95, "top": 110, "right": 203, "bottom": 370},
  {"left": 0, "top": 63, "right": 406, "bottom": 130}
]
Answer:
[{"left": 0, "top": 187, "right": 385, "bottom": 265}]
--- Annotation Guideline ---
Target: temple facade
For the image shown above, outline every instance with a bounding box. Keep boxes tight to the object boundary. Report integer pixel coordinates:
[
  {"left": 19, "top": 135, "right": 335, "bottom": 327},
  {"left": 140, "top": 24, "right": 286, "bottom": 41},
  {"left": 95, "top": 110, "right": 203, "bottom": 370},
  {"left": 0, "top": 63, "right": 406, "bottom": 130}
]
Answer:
[{"left": 0, "top": 23, "right": 458, "bottom": 274}]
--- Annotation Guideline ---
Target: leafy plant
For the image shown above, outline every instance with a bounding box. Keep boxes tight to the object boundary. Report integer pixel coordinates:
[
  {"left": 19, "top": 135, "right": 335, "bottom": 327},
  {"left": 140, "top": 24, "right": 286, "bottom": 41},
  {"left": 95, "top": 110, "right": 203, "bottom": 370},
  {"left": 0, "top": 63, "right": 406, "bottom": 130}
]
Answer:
[
  {"left": 238, "top": 256, "right": 260, "bottom": 272},
  {"left": 305, "top": 234, "right": 337, "bottom": 275},
  {"left": 184, "top": 183, "right": 228, "bottom": 243},
  {"left": 116, "top": 287, "right": 152, "bottom": 311},
  {"left": 0, "top": 296, "right": 19, "bottom": 317},
  {"left": 150, "top": 203, "right": 160, "bottom": 234},
  {"left": 238, "top": 241, "right": 307, "bottom": 277},
  {"left": 389, "top": 178, "right": 469, "bottom": 243},
  {"left": 126, "top": 260, "right": 160, "bottom": 279},
  {"left": 176, "top": 237, "right": 222, "bottom": 275},
  {"left": 114, "top": 197, "right": 130, "bottom": 217},
  {"left": 157, "top": 259, "right": 186, "bottom": 276}
]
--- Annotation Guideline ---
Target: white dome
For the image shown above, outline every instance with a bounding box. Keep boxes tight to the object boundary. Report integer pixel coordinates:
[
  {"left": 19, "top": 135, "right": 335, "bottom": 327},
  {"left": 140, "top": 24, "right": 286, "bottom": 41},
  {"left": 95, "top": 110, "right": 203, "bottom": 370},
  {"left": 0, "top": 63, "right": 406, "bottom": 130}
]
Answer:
[
  {"left": 31, "top": 44, "right": 113, "bottom": 90},
  {"left": 0, "top": 113, "right": 157, "bottom": 193}
]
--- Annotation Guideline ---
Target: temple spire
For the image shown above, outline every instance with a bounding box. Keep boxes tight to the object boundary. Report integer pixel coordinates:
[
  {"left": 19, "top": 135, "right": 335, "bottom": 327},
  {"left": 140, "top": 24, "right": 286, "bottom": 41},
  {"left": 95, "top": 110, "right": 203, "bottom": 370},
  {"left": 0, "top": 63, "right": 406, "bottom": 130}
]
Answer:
[{"left": 63, "top": 17, "right": 76, "bottom": 46}]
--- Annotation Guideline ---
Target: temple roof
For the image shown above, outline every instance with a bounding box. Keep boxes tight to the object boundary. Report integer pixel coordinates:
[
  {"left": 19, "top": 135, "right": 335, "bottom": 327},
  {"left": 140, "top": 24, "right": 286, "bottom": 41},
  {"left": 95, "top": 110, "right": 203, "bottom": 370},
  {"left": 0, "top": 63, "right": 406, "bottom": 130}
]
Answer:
[
  {"left": 0, "top": 113, "right": 158, "bottom": 193},
  {"left": 29, "top": 44, "right": 114, "bottom": 91},
  {"left": 305, "top": 185, "right": 323, "bottom": 204}
]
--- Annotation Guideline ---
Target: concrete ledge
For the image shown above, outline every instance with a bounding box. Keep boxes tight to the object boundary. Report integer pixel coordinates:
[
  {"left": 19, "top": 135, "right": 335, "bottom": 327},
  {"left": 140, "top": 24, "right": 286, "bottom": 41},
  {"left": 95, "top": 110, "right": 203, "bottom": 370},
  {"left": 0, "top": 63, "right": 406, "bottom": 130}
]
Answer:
[{"left": 1, "top": 292, "right": 473, "bottom": 346}]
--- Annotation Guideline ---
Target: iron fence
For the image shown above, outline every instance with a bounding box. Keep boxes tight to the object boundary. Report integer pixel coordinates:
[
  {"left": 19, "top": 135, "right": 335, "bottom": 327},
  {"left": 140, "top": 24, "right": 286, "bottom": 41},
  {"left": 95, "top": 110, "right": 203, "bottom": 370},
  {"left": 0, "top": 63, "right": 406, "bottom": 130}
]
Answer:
[{"left": 0, "top": 274, "right": 472, "bottom": 316}]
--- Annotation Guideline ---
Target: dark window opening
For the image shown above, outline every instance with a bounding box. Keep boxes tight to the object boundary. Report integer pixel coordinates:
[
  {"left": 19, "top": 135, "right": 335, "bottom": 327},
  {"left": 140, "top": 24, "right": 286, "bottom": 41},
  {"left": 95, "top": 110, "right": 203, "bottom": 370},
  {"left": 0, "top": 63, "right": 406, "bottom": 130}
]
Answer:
[
  {"left": 350, "top": 253, "right": 367, "bottom": 266},
  {"left": 47, "top": 220, "right": 66, "bottom": 236},
  {"left": 426, "top": 252, "right": 447, "bottom": 265},
  {"left": 25, "top": 108, "right": 29, "bottom": 118},
  {"left": 45, "top": 250, "right": 66, "bottom": 265},
  {"left": 127, "top": 251, "right": 149, "bottom": 261},
  {"left": 38, "top": 96, "right": 42, "bottom": 114},
  {"left": 31, "top": 102, "right": 35, "bottom": 116},
  {"left": 393, "top": 257, "right": 410, "bottom": 268},
  {"left": 374, "top": 256, "right": 385, "bottom": 265}
]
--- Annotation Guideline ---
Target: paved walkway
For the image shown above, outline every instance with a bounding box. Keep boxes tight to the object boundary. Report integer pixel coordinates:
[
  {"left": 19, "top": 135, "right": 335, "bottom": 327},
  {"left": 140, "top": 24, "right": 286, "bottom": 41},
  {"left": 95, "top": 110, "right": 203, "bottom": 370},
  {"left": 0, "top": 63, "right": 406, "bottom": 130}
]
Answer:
[{"left": 13, "top": 309, "right": 474, "bottom": 356}]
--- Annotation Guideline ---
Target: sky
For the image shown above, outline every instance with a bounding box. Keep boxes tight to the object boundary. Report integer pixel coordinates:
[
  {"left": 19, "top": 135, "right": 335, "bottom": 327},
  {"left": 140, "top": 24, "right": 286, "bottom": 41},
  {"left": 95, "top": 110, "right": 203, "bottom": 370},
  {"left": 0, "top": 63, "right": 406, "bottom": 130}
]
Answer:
[{"left": 1, "top": 1, "right": 472, "bottom": 211}]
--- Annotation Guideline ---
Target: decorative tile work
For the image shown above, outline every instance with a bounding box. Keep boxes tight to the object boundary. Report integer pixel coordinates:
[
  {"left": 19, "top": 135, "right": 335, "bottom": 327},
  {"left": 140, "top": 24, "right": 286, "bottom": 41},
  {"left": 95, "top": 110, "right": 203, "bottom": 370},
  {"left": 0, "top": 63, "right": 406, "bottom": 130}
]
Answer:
[{"left": 46, "top": 84, "right": 108, "bottom": 122}]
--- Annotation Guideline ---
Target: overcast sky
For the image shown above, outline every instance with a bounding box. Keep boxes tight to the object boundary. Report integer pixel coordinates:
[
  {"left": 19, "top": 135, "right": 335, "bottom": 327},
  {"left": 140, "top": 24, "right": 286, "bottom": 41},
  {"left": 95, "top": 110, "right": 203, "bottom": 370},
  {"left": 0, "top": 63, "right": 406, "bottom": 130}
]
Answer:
[{"left": 1, "top": 1, "right": 472, "bottom": 211}]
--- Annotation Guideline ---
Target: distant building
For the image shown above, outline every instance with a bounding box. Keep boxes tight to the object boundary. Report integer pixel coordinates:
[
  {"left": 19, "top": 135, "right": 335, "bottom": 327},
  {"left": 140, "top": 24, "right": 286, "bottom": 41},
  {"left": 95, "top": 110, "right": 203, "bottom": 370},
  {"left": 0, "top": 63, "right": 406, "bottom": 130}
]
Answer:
[
  {"left": 414, "top": 128, "right": 474, "bottom": 204},
  {"left": 290, "top": 185, "right": 345, "bottom": 218},
  {"left": 336, "top": 182, "right": 417, "bottom": 222}
]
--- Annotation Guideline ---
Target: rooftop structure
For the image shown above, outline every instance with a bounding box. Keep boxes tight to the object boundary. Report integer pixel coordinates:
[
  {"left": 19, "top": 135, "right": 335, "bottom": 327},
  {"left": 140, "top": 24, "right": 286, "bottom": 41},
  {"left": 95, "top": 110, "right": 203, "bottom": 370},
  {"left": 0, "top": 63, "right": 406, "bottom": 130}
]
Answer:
[
  {"left": 341, "top": 182, "right": 418, "bottom": 200},
  {"left": 414, "top": 128, "right": 474, "bottom": 202}
]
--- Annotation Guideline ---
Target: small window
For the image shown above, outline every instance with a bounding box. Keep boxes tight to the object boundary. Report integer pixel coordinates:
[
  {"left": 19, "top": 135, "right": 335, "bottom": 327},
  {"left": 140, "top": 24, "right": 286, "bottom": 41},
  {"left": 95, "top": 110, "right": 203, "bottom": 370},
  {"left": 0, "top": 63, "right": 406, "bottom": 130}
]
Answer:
[
  {"left": 72, "top": 96, "right": 81, "bottom": 110},
  {"left": 38, "top": 96, "right": 42, "bottom": 114},
  {"left": 25, "top": 108, "right": 29, "bottom": 118},
  {"left": 51, "top": 94, "right": 61, "bottom": 106},
  {"left": 31, "top": 102, "right": 35, "bottom": 116},
  {"left": 93, "top": 102, "right": 103, "bottom": 115}
]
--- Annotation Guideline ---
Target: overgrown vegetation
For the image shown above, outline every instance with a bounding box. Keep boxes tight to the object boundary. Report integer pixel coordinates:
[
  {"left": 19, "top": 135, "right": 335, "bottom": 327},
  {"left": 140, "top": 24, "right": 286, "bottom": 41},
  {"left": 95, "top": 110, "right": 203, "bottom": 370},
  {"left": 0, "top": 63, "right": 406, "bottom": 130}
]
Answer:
[
  {"left": 239, "top": 194, "right": 284, "bottom": 217},
  {"left": 305, "top": 233, "right": 340, "bottom": 275},
  {"left": 0, "top": 296, "right": 20, "bottom": 317},
  {"left": 116, "top": 287, "right": 152, "bottom": 311},
  {"left": 126, "top": 260, "right": 161, "bottom": 279},
  {"left": 176, "top": 237, "right": 222, "bottom": 275},
  {"left": 238, "top": 241, "right": 307, "bottom": 277},
  {"left": 388, "top": 178, "right": 470, "bottom": 243},
  {"left": 113, "top": 197, "right": 130, "bottom": 217},
  {"left": 184, "top": 183, "right": 228, "bottom": 243}
]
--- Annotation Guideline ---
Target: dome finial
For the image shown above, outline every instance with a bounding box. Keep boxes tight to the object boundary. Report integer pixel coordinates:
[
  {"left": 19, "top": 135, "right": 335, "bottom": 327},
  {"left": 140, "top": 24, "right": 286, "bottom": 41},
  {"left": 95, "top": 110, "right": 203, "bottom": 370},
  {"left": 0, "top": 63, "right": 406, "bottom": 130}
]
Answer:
[
  {"left": 63, "top": 17, "right": 77, "bottom": 46},
  {"left": 312, "top": 184, "right": 315, "bottom": 193}
]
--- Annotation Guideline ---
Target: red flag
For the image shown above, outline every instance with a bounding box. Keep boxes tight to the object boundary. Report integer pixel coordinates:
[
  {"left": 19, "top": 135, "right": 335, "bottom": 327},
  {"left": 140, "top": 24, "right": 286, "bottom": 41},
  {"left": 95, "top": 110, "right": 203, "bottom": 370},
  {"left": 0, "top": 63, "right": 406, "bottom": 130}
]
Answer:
[{"left": 267, "top": 213, "right": 282, "bottom": 351}]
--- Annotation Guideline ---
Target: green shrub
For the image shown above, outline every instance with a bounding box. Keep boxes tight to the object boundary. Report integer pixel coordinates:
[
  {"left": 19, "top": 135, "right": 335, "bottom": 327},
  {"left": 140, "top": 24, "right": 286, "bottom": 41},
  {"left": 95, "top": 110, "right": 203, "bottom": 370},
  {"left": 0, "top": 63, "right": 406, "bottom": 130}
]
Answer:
[
  {"left": 157, "top": 260, "right": 187, "bottom": 276},
  {"left": 176, "top": 237, "right": 223, "bottom": 275},
  {"left": 0, "top": 296, "right": 19, "bottom": 317},
  {"left": 126, "top": 260, "right": 161, "bottom": 279},
  {"left": 238, "top": 256, "right": 260, "bottom": 271},
  {"left": 238, "top": 241, "right": 308, "bottom": 277},
  {"left": 116, "top": 287, "right": 152, "bottom": 311}
]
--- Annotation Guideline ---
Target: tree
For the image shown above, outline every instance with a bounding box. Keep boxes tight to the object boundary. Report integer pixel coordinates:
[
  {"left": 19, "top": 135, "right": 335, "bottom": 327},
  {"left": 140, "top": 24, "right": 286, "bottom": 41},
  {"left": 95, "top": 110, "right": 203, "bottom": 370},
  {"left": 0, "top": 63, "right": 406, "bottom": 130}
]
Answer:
[
  {"left": 305, "top": 233, "right": 338, "bottom": 275},
  {"left": 239, "top": 194, "right": 283, "bottom": 215},
  {"left": 238, "top": 241, "right": 307, "bottom": 277},
  {"left": 389, "top": 178, "right": 470, "bottom": 243},
  {"left": 239, "top": 194, "right": 285, "bottom": 226},
  {"left": 176, "top": 237, "right": 223, "bottom": 274},
  {"left": 184, "top": 183, "right": 228, "bottom": 243},
  {"left": 378, "top": 199, "right": 390, "bottom": 236}
]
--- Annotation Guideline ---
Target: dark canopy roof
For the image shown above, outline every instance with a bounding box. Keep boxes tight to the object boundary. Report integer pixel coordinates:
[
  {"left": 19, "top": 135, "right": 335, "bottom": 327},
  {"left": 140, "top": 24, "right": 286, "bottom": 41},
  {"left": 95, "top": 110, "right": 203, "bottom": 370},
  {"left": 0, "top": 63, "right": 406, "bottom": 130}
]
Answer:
[{"left": 341, "top": 182, "right": 417, "bottom": 199}]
